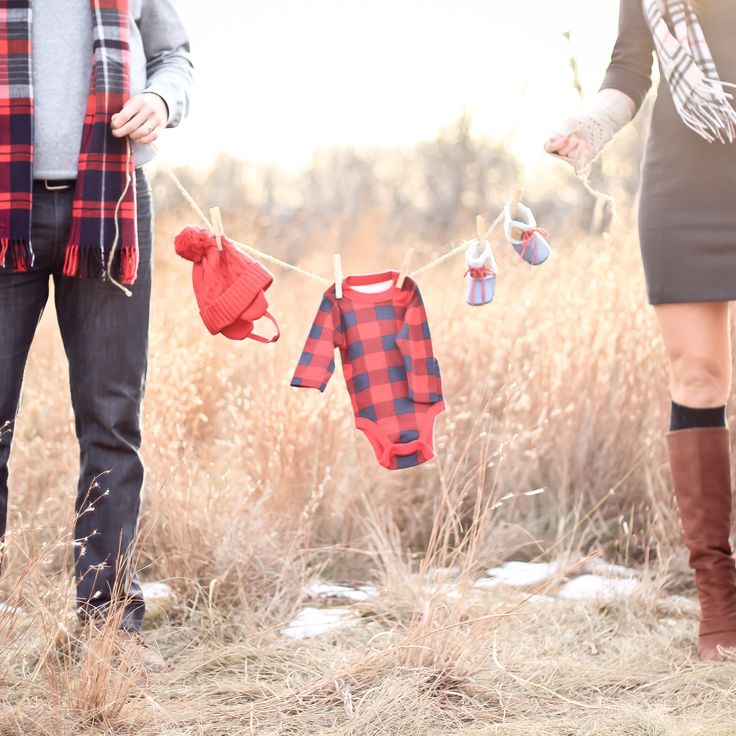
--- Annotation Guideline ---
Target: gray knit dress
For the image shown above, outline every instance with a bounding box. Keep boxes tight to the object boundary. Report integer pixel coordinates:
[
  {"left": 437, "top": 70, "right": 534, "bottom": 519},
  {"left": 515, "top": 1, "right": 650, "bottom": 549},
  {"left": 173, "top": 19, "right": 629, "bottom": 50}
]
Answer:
[{"left": 601, "top": 0, "right": 736, "bottom": 305}]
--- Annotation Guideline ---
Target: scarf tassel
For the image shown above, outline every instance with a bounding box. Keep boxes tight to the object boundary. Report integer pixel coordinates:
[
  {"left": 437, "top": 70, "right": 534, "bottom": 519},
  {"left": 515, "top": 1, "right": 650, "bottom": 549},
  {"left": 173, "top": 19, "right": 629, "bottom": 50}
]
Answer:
[
  {"left": 680, "top": 79, "right": 736, "bottom": 143},
  {"left": 63, "top": 242, "right": 139, "bottom": 286},
  {"left": 0, "top": 238, "right": 34, "bottom": 273},
  {"left": 120, "top": 245, "right": 139, "bottom": 286}
]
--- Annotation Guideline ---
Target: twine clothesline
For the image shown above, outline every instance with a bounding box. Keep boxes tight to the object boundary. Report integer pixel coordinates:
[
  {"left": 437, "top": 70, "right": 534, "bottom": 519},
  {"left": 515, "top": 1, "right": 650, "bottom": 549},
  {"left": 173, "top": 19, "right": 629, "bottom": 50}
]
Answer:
[
  {"left": 153, "top": 150, "right": 332, "bottom": 284},
  {"left": 409, "top": 210, "right": 506, "bottom": 278},
  {"left": 153, "top": 146, "right": 548, "bottom": 286},
  {"left": 412, "top": 151, "right": 548, "bottom": 278}
]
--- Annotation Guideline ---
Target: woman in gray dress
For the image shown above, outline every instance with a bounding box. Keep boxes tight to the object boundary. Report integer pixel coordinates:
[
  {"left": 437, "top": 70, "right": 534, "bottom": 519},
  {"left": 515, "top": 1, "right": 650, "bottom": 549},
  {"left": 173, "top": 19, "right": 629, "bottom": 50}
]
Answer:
[{"left": 545, "top": 0, "right": 736, "bottom": 661}]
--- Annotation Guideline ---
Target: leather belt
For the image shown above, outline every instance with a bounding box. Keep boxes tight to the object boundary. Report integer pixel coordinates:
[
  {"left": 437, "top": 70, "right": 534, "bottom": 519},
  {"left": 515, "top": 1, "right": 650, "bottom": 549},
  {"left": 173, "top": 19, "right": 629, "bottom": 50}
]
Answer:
[{"left": 35, "top": 179, "right": 75, "bottom": 191}]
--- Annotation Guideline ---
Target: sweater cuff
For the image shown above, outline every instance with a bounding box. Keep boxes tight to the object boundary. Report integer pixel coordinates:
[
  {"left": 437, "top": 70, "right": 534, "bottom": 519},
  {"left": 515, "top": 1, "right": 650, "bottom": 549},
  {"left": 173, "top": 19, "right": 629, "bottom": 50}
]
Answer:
[
  {"left": 143, "top": 90, "right": 170, "bottom": 124},
  {"left": 144, "top": 77, "right": 187, "bottom": 127}
]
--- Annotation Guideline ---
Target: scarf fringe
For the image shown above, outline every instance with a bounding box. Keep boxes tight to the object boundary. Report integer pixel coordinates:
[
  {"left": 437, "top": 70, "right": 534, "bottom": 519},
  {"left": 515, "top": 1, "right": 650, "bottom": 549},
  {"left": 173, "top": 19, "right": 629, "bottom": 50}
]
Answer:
[
  {"left": 0, "top": 238, "right": 35, "bottom": 273},
  {"left": 63, "top": 243, "right": 139, "bottom": 286},
  {"left": 677, "top": 76, "right": 736, "bottom": 143}
]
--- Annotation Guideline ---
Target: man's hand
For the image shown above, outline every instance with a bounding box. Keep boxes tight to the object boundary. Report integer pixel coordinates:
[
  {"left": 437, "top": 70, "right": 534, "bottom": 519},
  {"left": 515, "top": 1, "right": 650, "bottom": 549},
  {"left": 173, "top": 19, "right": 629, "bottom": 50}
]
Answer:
[{"left": 111, "top": 92, "right": 168, "bottom": 144}]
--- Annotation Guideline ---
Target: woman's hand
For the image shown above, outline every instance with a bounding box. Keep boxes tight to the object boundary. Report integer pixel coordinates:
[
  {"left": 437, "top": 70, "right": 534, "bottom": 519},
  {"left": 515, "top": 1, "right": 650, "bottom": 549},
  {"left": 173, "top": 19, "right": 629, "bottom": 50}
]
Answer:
[
  {"left": 544, "top": 127, "right": 592, "bottom": 168},
  {"left": 111, "top": 92, "right": 169, "bottom": 145},
  {"left": 543, "top": 89, "right": 636, "bottom": 171}
]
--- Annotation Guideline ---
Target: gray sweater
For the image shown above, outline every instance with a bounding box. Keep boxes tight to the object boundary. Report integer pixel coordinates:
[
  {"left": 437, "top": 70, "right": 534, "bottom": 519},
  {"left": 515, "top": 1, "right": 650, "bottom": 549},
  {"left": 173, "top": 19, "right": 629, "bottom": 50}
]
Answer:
[{"left": 32, "top": 0, "right": 193, "bottom": 179}]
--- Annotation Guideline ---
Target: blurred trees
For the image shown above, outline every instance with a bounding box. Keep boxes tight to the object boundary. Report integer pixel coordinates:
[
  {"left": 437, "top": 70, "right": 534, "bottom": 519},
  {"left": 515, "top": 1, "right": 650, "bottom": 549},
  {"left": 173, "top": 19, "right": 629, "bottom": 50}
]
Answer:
[{"left": 152, "top": 108, "right": 652, "bottom": 261}]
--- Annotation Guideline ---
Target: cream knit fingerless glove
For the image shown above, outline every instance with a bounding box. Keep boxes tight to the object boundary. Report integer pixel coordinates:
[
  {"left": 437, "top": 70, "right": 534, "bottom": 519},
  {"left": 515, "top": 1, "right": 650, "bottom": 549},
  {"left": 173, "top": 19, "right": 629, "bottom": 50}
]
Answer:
[{"left": 551, "top": 89, "right": 636, "bottom": 170}]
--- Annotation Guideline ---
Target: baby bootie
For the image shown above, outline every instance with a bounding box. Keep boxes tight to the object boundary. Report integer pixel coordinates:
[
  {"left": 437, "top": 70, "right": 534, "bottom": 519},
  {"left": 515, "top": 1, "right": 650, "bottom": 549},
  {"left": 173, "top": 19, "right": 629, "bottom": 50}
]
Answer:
[
  {"left": 465, "top": 239, "right": 497, "bottom": 306},
  {"left": 503, "top": 202, "right": 551, "bottom": 266}
]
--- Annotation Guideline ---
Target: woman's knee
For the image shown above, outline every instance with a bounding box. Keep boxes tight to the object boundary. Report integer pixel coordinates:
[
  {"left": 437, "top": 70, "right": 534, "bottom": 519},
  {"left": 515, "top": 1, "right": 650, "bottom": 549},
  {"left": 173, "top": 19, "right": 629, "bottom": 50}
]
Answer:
[{"left": 670, "top": 353, "right": 731, "bottom": 407}]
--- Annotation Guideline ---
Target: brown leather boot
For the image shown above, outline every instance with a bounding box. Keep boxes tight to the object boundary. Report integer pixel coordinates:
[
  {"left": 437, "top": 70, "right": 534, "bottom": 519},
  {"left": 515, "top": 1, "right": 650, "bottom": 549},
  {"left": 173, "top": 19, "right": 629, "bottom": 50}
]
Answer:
[{"left": 667, "top": 427, "right": 736, "bottom": 660}]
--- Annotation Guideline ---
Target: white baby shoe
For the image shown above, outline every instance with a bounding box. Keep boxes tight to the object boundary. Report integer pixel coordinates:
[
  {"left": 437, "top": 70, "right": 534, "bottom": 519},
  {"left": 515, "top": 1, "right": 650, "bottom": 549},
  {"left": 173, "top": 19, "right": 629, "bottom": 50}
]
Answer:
[
  {"left": 503, "top": 202, "right": 551, "bottom": 266},
  {"left": 465, "top": 239, "right": 497, "bottom": 306}
]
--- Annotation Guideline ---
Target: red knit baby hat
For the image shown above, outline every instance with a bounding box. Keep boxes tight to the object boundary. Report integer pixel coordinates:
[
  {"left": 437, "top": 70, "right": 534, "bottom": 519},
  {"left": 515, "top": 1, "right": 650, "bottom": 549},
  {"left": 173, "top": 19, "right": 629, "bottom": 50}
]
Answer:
[{"left": 174, "top": 226, "right": 280, "bottom": 343}]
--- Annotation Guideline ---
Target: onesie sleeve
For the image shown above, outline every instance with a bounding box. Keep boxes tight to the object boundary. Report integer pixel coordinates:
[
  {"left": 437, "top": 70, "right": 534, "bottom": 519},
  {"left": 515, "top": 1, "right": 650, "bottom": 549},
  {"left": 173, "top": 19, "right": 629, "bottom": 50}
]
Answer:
[
  {"left": 600, "top": 0, "right": 655, "bottom": 112},
  {"left": 395, "top": 288, "right": 443, "bottom": 405},
  {"left": 291, "top": 292, "right": 344, "bottom": 392}
]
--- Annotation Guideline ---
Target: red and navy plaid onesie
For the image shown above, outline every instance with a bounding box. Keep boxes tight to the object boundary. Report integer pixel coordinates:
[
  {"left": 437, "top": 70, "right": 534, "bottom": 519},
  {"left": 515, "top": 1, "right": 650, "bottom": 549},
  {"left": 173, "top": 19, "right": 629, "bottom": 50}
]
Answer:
[{"left": 291, "top": 271, "right": 445, "bottom": 470}]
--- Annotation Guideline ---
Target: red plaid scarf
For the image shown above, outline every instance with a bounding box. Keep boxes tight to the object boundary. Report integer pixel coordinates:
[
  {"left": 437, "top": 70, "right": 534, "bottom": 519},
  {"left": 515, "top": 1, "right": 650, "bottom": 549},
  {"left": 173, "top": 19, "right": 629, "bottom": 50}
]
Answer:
[{"left": 0, "top": 0, "right": 138, "bottom": 285}]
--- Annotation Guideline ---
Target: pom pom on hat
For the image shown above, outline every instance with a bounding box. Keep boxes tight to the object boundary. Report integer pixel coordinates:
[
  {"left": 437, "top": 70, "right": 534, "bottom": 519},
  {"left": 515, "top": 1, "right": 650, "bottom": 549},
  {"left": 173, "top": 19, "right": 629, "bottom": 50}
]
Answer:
[{"left": 174, "top": 226, "right": 215, "bottom": 263}]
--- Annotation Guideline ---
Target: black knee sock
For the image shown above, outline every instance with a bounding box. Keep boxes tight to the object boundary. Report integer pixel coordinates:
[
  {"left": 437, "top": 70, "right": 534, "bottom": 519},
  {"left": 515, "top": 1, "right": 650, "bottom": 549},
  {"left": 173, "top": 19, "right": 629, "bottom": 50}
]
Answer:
[{"left": 670, "top": 400, "right": 727, "bottom": 431}]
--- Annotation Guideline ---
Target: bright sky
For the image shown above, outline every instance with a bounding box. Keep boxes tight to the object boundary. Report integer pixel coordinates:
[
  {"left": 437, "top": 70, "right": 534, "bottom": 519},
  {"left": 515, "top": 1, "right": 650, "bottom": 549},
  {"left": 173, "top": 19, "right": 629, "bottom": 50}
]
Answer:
[{"left": 158, "top": 0, "right": 621, "bottom": 173}]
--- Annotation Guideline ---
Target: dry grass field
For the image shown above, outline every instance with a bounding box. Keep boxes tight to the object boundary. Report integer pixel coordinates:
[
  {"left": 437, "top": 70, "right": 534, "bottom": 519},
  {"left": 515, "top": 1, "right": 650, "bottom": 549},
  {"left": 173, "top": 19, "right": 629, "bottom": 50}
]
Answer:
[{"left": 2, "top": 130, "right": 736, "bottom": 734}]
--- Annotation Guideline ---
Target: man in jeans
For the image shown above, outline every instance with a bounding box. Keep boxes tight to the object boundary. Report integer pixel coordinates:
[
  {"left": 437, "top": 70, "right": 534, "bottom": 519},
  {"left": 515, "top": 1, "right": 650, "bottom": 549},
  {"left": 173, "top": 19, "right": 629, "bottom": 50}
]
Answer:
[{"left": 0, "top": 0, "right": 192, "bottom": 671}]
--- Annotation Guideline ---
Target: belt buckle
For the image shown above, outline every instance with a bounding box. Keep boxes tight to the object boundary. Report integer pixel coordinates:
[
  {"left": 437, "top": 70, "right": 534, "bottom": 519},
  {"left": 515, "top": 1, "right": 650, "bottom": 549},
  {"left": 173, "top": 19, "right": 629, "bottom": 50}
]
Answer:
[{"left": 43, "top": 179, "right": 72, "bottom": 191}]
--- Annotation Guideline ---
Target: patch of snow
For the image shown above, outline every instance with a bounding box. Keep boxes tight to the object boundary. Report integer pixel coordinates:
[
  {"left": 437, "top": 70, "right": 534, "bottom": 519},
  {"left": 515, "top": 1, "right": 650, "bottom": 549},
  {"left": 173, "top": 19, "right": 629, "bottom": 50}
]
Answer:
[
  {"left": 283, "top": 607, "right": 360, "bottom": 640},
  {"left": 659, "top": 594, "right": 699, "bottom": 617},
  {"left": 483, "top": 560, "right": 566, "bottom": 588},
  {"left": 304, "top": 582, "right": 377, "bottom": 603},
  {"left": 472, "top": 577, "right": 502, "bottom": 591},
  {"left": 141, "top": 582, "right": 176, "bottom": 602},
  {"left": 527, "top": 593, "right": 556, "bottom": 604},
  {"left": 584, "top": 559, "right": 639, "bottom": 579},
  {"left": 558, "top": 574, "right": 641, "bottom": 601},
  {"left": 140, "top": 581, "right": 176, "bottom": 619},
  {"left": 471, "top": 578, "right": 556, "bottom": 604}
]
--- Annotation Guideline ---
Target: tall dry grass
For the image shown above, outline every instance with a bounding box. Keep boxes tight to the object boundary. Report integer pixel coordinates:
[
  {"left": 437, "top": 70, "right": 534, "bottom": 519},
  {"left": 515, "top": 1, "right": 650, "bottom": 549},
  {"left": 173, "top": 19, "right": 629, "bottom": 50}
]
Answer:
[{"left": 2, "top": 128, "right": 733, "bottom": 733}]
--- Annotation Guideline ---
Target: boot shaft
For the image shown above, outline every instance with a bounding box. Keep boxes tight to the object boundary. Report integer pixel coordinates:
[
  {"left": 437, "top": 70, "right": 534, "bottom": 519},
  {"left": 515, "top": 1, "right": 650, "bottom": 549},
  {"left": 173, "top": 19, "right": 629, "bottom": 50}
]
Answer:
[
  {"left": 667, "top": 427, "right": 736, "bottom": 638},
  {"left": 667, "top": 427, "right": 733, "bottom": 569}
]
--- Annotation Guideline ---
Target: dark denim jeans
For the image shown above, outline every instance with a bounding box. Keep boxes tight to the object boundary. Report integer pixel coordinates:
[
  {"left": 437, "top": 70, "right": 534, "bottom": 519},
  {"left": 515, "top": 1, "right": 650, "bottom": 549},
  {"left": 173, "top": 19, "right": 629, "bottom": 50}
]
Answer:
[{"left": 0, "top": 171, "right": 153, "bottom": 631}]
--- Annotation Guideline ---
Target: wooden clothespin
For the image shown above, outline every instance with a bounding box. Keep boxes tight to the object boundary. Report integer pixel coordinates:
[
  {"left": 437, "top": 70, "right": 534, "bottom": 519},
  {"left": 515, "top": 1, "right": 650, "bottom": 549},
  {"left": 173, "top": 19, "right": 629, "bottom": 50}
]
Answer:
[
  {"left": 510, "top": 186, "right": 524, "bottom": 241},
  {"left": 396, "top": 247, "right": 414, "bottom": 289},
  {"left": 333, "top": 253, "right": 343, "bottom": 298},
  {"left": 510, "top": 186, "right": 523, "bottom": 218},
  {"left": 210, "top": 206, "right": 224, "bottom": 251},
  {"left": 476, "top": 214, "right": 486, "bottom": 242},
  {"left": 474, "top": 215, "right": 486, "bottom": 258}
]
